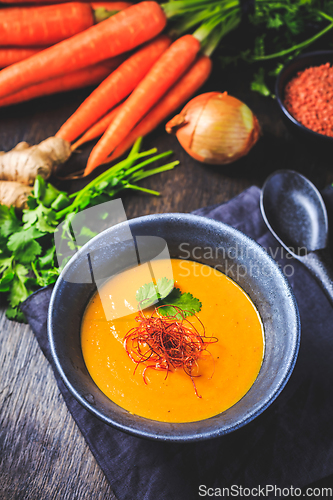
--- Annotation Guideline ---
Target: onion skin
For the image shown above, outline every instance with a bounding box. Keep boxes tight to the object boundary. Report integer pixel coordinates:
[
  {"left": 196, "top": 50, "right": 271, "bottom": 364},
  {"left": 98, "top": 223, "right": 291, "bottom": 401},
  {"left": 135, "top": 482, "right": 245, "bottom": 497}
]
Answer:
[{"left": 166, "top": 91, "right": 261, "bottom": 165}]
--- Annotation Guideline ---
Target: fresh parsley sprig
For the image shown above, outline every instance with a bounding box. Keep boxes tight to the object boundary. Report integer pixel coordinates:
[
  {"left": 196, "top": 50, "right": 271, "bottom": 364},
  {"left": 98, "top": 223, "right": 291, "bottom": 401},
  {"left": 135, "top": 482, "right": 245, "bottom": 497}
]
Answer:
[{"left": 136, "top": 277, "right": 202, "bottom": 319}]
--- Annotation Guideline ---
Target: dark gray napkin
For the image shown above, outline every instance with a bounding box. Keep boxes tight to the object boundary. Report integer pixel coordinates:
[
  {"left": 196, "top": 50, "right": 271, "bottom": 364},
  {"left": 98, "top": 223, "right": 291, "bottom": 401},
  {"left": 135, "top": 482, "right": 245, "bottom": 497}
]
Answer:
[{"left": 21, "top": 185, "right": 333, "bottom": 500}]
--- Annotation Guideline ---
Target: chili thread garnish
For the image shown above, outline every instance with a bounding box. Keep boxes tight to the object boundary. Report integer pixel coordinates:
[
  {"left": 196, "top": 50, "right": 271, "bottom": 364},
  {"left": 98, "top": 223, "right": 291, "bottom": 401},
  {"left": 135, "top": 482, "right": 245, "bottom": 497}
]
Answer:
[{"left": 123, "top": 305, "right": 218, "bottom": 398}]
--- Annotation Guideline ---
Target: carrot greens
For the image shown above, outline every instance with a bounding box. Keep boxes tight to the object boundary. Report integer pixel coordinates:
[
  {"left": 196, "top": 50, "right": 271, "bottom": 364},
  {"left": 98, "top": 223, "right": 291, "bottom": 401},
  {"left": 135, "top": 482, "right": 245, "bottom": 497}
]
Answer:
[
  {"left": 0, "top": 139, "right": 178, "bottom": 322},
  {"left": 163, "top": 0, "right": 333, "bottom": 96},
  {"left": 216, "top": 0, "right": 333, "bottom": 96}
]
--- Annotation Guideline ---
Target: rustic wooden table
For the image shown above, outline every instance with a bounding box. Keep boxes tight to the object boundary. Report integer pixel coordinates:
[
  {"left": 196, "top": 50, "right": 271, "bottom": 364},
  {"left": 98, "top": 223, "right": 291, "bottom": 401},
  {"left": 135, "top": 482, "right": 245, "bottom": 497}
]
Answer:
[{"left": 1, "top": 59, "right": 333, "bottom": 499}]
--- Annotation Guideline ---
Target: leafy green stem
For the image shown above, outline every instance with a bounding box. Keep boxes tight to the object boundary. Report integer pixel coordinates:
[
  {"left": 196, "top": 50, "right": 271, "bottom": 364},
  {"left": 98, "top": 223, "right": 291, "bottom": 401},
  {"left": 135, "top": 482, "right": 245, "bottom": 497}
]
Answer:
[
  {"left": 124, "top": 184, "right": 161, "bottom": 196},
  {"left": 253, "top": 20, "right": 333, "bottom": 61}
]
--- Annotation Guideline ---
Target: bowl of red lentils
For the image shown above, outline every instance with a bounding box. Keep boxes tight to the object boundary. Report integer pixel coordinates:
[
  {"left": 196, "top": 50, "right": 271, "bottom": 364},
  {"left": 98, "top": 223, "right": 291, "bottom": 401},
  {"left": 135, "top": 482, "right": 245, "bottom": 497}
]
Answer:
[{"left": 275, "top": 50, "right": 333, "bottom": 145}]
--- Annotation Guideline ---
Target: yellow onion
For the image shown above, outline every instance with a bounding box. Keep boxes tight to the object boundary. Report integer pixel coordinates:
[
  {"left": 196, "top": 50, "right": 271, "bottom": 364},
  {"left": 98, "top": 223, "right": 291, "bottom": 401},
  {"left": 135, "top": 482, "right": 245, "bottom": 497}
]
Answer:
[{"left": 165, "top": 91, "right": 261, "bottom": 165}]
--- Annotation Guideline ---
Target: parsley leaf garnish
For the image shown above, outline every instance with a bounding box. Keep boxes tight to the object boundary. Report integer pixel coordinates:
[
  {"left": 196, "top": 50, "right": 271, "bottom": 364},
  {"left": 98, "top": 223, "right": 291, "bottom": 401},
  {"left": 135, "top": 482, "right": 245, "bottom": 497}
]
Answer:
[
  {"left": 159, "top": 289, "right": 202, "bottom": 319},
  {"left": 156, "top": 276, "right": 174, "bottom": 300},
  {"left": 136, "top": 281, "right": 159, "bottom": 307},
  {"left": 136, "top": 277, "right": 174, "bottom": 308},
  {"left": 136, "top": 277, "right": 202, "bottom": 319}
]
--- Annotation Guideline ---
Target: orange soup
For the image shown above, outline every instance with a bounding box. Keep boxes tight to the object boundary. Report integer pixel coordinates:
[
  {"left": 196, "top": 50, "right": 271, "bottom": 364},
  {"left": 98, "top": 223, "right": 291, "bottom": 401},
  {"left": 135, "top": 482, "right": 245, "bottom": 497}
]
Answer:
[{"left": 81, "top": 259, "right": 264, "bottom": 423}]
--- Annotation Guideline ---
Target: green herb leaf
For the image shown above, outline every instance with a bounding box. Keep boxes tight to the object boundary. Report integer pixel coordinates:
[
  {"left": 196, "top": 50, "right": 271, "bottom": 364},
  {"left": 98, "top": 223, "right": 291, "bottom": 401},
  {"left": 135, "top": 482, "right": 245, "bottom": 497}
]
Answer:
[
  {"left": 136, "top": 277, "right": 174, "bottom": 307},
  {"left": 136, "top": 277, "right": 202, "bottom": 319},
  {"left": 38, "top": 246, "right": 56, "bottom": 269},
  {"left": 251, "top": 68, "right": 272, "bottom": 97},
  {"left": 0, "top": 255, "right": 14, "bottom": 274},
  {"left": 7, "top": 227, "right": 43, "bottom": 263},
  {"left": 253, "top": 34, "right": 266, "bottom": 58},
  {"left": 42, "top": 183, "right": 60, "bottom": 207},
  {"left": 23, "top": 204, "right": 57, "bottom": 233},
  {"left": 0, "top": 205, "right": 21, "bottom": 237},
  {"left": 267, "top": 13, "right": 284, "bottom": 29},
  {"left": 6, "top": 306, "right": 27, "bottom": 323},
  {"left": 136, "top": 281, "right": 159, "bottom": 307},
  {"left": 160, "top": 288, "right": 202, "bottom": 319},
  {"left": 155, "top": 277, "right": 174, "bottom": 300},
  {"left": 8, "top": 263, "right": 30, "bottom": 307},
  {"left": 31, "top": 261, "right": 59, "bottom": 287},
  {"left": 0, "top": 272, "right": 14, "bottom": 292}
]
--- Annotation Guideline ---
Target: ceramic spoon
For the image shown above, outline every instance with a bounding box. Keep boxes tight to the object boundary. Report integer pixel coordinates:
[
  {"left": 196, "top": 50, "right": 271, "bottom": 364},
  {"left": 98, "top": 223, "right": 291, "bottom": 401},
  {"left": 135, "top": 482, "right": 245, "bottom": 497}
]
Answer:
[{"left": 260, "top": 170, "right": 333, "bottom": 305}]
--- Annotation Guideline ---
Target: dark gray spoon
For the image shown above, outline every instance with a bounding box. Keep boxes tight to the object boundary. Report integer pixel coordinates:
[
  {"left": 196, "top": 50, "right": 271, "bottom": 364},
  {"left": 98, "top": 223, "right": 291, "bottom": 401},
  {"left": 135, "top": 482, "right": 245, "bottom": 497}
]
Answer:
[{"left": 260, "top": 170, "right": 333, "bottom": 305}]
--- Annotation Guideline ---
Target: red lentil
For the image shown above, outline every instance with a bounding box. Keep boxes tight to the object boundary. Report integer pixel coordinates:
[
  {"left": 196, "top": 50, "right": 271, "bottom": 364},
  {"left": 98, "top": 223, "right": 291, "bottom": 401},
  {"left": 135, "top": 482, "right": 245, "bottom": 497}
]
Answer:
[{"left": 284, "top": 62, "right": 333, "bottom": 137}]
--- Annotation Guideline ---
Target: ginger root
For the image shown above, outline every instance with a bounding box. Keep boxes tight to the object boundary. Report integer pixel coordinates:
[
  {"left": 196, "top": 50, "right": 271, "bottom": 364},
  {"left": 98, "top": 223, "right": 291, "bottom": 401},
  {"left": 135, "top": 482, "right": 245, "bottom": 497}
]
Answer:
[
  {"left": 0, "top": 181, "right": 32, "bottom": 210},
  {"left": 0, "top": 136, "right": 71, "bottom": 186}
]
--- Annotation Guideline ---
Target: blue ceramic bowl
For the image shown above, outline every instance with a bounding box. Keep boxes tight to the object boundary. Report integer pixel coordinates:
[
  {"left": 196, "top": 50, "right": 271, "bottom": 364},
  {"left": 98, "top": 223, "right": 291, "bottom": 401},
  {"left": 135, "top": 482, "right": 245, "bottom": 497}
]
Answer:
[
  {"left": 48, "top": 213, "right": 300, "bottom": 442},
  {"left": 275, "top": 50, "right": 333, "bottom": 148}
]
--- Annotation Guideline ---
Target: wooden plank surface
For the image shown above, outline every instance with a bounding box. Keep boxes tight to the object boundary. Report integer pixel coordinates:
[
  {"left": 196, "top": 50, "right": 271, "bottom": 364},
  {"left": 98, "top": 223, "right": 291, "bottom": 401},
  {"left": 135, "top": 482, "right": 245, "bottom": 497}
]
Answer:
[
  {"left": 0, "top": 56, "right": 333, "bottom": 500},
  {"left": 0, "top": 305, "right": 117, "bottom": 500}
]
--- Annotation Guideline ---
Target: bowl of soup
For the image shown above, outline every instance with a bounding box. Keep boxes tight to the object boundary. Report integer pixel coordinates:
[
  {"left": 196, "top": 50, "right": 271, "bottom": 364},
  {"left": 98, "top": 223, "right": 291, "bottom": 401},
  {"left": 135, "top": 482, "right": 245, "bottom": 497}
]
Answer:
[{"left": 48, "top": 213, "right": 300, "bottom": 442}]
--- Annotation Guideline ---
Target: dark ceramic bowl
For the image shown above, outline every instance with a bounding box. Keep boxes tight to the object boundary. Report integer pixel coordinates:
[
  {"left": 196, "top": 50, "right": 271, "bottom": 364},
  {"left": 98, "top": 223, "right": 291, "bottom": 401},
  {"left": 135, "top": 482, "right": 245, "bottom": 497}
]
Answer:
[
  {"left": 275, "top": 50, "right": 333, "bottom": 148},
  {"left": 48, "top": 213, "right": 300, "bottom": 442}
]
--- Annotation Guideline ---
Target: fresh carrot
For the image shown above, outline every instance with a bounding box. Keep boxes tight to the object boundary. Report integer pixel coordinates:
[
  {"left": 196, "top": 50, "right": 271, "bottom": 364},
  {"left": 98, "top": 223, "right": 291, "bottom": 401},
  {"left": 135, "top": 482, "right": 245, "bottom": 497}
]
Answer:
[
  {"left": 0, "top": 47, "right": 48, "bottom": 68},
  {"left": 107, "top": 55, "right": 212, "bottom": 161},
  {"left": 0, "top": 3, "right": 94, "bottom": 46},
  {"left": 56, "top": 35, "right": 171, "bottom": 143},
  {"left": 0, "top": 0, "right": 131, "bottom": 7},
  {"left": 0, "top": 1, "right": 166, "bottom": 100},
  {"left": 0, "top": 59, "right": 122, "bottom": 107},
  {"left": 0, "top": 0, "right": 53, "bottom": 2},
  {"left": 91, "top": 1, "right": 131, "bottom": 22},
  {"left": 0, "top": 0, "right": 128, "bottom": 2},
  {"left": 91, "top": 2, "right": 132, "bottom": 10},
  {"left": 85, "top": 34, "right": 200, "bottom": 175},
  {"left": 71, "top": 103, "right": 122, "bottom": 150},
  {"left": 73, "top": 55, "right": 211, "bottom": 153}
]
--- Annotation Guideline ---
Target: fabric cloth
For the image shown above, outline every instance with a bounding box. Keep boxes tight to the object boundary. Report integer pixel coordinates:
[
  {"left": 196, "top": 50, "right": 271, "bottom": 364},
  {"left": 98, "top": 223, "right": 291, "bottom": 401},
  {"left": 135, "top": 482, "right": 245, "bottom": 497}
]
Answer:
[{"left": 21, "top": 185, "right": 333, "bottom": 500}]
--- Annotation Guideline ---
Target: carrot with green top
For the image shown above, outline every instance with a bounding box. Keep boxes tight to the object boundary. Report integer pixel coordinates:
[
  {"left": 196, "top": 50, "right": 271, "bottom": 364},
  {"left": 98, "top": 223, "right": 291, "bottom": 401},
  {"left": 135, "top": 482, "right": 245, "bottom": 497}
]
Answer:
[
  {"left": 85, "top": 34, "right": 201, "bottom": 175},
  {"left": 0, "top": 59, "right": 122, "bottom": 108},
  {"left": 106, "top": 54, "right": 212, "bottom": 162},
  {"left": 91, "top": 1, "right": 132, "bottom": 22},
  {"left": 0, "top": 3, "right": 94, "bottom": 46},
  {"left": 56, "top": 35, "right": 171, "bottom": 143},
  {"left": 0, "top": 1, "right": 166, "bottom": 100},
  {"left": 71, "top": 103, "right": 122, "bottom": 150},
  {"left": 92, "top": 2, "right": 132, "bottom": 22}
]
